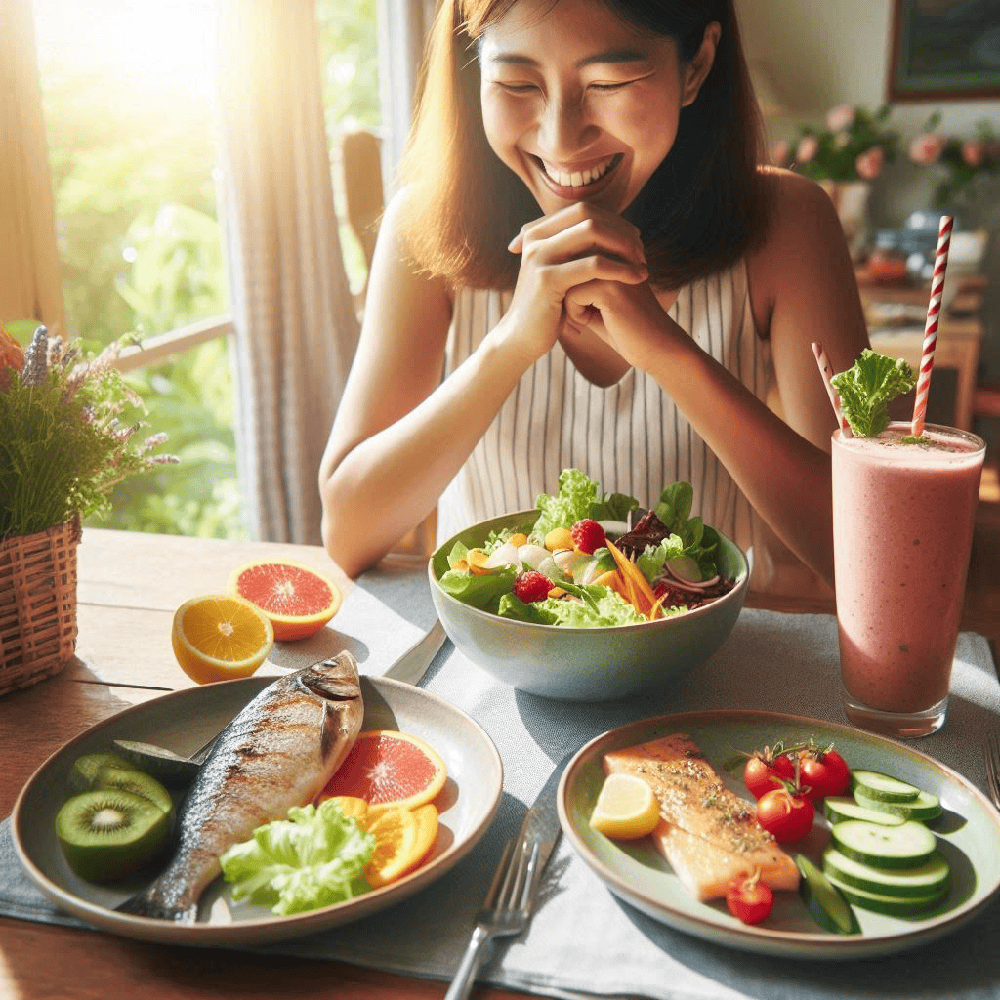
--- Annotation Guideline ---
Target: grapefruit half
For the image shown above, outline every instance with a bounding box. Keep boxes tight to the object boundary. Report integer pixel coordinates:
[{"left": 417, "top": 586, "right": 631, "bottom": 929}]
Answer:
[
  {"left": 229, "top": 559, "right": 342, "bottom": 641},
  {"left": 316, "top": 730, "right": 447, "bottom": 813}
]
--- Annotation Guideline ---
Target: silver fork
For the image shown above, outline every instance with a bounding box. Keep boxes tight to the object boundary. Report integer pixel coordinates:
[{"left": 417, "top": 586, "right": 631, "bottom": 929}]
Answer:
[
  {"left": 984, "top": 733, "right": 1000, "bottom": 811},
  {"left": 444, "top": 836, "right": 541, "bottom": 1000}
]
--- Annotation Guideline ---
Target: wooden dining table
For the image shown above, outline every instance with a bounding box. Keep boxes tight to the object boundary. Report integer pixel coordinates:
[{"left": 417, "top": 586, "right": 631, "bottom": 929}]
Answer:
[{"left": 1, "top": 506, "right": 998, "bottom": 1000}]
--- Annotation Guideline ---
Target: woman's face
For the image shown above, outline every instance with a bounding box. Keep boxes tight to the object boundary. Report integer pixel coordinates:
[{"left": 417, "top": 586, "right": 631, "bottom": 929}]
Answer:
[{"left": 478, "top": 0, "right": 711, "bottom": 216}]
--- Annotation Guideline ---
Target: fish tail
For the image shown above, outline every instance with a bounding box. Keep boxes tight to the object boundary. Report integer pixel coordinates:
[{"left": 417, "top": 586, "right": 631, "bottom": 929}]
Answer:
[{"left": 115, "top": 888, "right": 198, "bottom": 923}]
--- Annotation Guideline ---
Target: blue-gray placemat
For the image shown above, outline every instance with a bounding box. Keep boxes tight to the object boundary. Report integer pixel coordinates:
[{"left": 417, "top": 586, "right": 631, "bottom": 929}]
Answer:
[{"left": 4, "top": 563, "right": 1000, "bottom": 1000}]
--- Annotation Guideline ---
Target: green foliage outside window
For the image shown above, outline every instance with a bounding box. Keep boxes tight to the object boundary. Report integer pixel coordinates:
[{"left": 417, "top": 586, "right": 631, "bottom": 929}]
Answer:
[{"left": 35, "top": 0, "right": 380, "bottom": 538}]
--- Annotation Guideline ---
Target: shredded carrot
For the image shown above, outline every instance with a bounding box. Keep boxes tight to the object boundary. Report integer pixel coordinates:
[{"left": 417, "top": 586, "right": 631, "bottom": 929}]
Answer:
[{"left": 606, "top": 541, "right": 659, "bottom": 619}]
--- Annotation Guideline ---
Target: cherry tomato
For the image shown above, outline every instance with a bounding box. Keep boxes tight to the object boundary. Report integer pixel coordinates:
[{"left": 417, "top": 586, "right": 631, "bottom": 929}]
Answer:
[
  {"left": 743, "top": 745, "right": 797, "bottom": 800},
  {"left": 798, "top": 747, "right": 851, "bottom": 804},
  {"left": 726, "top": 870, "right": 774, "bottom": 925},
  {"left": 756, "top": 787, "right": 815, "bottom": 842}
]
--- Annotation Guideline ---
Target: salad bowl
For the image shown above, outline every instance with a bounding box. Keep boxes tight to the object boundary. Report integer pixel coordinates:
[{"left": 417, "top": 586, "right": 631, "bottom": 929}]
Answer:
[{"left": 428, "top": 508, "right": 749, "bottom": 701}]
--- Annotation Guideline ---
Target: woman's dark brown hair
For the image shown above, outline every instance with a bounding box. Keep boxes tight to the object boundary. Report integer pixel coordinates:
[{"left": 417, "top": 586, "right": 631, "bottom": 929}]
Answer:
[{"left": 397, "top": 0, "right": 772, "bottom": 290}]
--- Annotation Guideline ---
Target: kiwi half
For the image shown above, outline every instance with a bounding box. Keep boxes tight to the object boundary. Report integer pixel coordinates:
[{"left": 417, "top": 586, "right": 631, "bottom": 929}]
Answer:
[
  {"left": 67, "top": 752, "right": 134, "bottom": 793},
  {"left": 55, "top": 789, "right": 172, "bottom": 883},
  {"left": 95, "top": 767, "right": 174, "bottom": 817}
]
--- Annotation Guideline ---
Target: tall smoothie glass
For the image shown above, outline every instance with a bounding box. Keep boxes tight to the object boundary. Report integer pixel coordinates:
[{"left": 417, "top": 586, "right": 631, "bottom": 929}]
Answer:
[{"left": 832, "top": 422, "right": 985, "bottom": 737}]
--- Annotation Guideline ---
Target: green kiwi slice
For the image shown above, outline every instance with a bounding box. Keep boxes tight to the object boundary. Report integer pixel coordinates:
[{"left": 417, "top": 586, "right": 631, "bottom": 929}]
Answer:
[
  {"left": 55, "top": 789, "right": 172, "bottom": 883},
  {"left": 67, "top": 752, "right": 135, "bottom": 793},
  {"left": 95, "top": 767, "right": 174, "bottom": 817}
]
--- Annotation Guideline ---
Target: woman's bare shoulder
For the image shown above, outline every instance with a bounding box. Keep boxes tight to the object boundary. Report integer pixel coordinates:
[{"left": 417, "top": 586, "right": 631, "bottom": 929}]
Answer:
[{"left": 747, "top": 168, "right": 858, "bottom": 324}]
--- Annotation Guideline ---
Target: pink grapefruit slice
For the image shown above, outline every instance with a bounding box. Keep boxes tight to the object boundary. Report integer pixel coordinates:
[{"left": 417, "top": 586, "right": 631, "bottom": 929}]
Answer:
[
  {"left": 316, "top": 730, "right": 447, "bottom": 813},
  {"left": 229, "top": 559, "right": 342, "bottom": 641}
]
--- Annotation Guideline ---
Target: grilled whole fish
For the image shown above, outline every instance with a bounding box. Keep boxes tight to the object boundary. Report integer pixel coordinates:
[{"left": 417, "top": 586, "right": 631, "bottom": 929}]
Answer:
[{"left": 118, "top": 651, "right": 364, "bottom": 923}]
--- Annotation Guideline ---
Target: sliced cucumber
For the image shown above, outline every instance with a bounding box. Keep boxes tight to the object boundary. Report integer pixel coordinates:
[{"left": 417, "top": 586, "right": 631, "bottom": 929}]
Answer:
[
  {"left": 796, "top": 855, "right": 860, "bottom": 935},
  {"left": 851, "top": 770, "right": 921, "bottom": 803},
  {"left": 823, "top": 796, "right": 905, "bottom": 827},
  {"left": 822, "top": 846, "right": 950, "bottom": 899},
  {"left": 831, "top": 819, "right": 936, "bottom": 869},
  {"left": 824, "top": 870, "right": 948, "bottom": 917},
  {"left": 853, "top": 786, "right": 942, "bottom": 822}
]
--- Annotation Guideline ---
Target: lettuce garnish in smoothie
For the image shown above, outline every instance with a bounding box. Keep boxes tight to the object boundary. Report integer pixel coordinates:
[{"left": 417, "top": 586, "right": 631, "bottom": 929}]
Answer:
[{"left": 829, "top": 349, "right": 916, "bottom": 438}]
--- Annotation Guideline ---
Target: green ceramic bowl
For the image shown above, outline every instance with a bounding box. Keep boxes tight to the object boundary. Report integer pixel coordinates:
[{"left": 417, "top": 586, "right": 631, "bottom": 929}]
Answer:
[{"left": 428, "top": 510, "right": 749, "bottom": 701}]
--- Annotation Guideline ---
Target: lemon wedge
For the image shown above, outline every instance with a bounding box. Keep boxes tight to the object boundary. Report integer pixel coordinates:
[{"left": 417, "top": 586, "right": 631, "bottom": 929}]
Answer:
[{"left": 590, "top": 773, "right": 660, "bottom": 840}]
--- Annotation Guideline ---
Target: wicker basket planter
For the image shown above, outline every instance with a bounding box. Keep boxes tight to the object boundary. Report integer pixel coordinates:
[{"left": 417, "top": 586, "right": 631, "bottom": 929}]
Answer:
[{"left": 0, "top": 517, "right": 82, "bottom": 696}]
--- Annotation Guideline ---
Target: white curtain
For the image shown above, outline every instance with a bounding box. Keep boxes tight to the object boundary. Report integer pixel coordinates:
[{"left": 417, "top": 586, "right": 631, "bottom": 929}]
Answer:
[
  {"left": 216, "top": 0, "right": 360, "bottom": 544},
  {"left": 0, "top": 0, "right": 63, "bottom": 334},
  {"left": 375, "top": 0, "right": 438, "bottom": 195}
]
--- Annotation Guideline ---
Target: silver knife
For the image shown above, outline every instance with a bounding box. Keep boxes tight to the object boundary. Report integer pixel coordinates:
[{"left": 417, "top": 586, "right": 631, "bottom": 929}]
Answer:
[
  {"left": 382, "top": 619, "right": 447, "bottom": 685},
  {"left": 514, "top": 753, "right": 568, "bottom": 889}
]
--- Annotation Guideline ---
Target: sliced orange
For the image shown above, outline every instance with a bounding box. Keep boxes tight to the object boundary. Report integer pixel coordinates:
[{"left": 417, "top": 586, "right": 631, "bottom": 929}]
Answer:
[
  {"left": 171, "top": 594, "right": 274, "bottom": 685},
  {"left": 590, "top": 773, "right": 661, "bottom": 840},
  {"left": 364, "top": 803, "right": 439, "bottom": 888},
  {"left": 316, "top": 730, "right": 447, "bottom": 813},
  {"left": 229, "top": 559, "right": 343, "bottom": 641}
]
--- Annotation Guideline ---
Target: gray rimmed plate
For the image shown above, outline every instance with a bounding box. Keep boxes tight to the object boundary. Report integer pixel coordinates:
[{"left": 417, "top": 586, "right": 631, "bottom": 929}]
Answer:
[
  {"left": 558, "top": 709, "right": 1000, "bottom": 960},
  {"left": 13, "top": 675, "right": 502, "bottom": 946}
]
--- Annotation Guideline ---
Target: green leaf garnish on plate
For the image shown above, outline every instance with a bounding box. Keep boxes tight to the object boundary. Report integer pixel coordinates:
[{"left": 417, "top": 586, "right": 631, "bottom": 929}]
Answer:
[{"left": 830, "top": 350, "right": 916, "bottom": 438}]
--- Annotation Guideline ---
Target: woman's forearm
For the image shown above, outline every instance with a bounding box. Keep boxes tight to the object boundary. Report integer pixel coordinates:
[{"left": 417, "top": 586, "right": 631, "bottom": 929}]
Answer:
[
  {"left": 647, "top": 329, "right": 835, "bottom": 584},
  {"left": 320, "top": 326, "right": 530, "bottom": 577}
]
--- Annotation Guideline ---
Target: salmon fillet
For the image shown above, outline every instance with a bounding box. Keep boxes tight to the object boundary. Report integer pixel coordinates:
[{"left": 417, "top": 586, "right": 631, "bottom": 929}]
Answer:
[{"left": 604, "top": 733, "right": 800, "bottom": 901}]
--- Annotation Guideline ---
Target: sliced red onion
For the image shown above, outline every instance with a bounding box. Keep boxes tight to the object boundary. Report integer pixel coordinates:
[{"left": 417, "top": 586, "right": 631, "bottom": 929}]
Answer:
[{"left": 662, "top": 562, "right": 720, "bottom": 591}]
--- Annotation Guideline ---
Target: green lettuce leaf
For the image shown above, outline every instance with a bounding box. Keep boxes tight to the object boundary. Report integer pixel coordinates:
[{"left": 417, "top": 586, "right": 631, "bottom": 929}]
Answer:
[
  {"left": 437, "top": 562, "right": 519, "bottom": 613},
  {"left": 830, "top": 349, "right": 916, "bottom": 437},
  {"left": 498, "top": 581, "right": 648, "bottom": 627},
  {"left": 219, "top": 799, "right": 374, "bottom": 916},
  {"left": 635, "top": 535, "right": 686, "bottom": 581},
  {"left": 534, "top": 468, "right": 639, "bottom": 535}
]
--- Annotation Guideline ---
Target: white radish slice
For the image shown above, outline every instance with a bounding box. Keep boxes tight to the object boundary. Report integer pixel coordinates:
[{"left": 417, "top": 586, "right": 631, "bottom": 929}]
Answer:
[
  {"left": 553, "top": 549, "right": 582, "bottom": 575},
  {"left": 485, "top": 541, "right": 520, "bottom": 568},
  {"left": 517, "top": 543, "right": 551, "bottom": 569}
]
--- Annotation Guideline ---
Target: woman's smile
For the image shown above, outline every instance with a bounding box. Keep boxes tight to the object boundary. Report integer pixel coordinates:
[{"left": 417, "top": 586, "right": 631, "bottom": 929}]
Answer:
[{"left": 478, "top": 0, "right": 689, "bottom": 216}]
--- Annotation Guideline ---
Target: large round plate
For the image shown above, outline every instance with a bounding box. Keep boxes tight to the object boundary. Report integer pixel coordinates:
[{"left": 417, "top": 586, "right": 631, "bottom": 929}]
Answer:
[
  {"left": 558, "top": 709, "right": 1000, "bottom": 960},
  {"left": 13, "top": 675, "right": 502, "bottom": 946}
]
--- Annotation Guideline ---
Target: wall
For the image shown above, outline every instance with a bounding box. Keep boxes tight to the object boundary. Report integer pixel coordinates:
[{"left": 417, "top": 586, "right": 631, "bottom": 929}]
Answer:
[{"left": 736, "top": 0, "right": 999, "bottom": 450}]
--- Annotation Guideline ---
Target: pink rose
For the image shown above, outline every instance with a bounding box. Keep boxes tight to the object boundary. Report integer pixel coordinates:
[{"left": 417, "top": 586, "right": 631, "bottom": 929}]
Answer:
[
  {"left": 796, "top": 136, "right": 819, "bottom": 163},
  {"left": 826, "top": 104, "right": 856, "bottom": 133},
  {"left": 855, "top": 146, "right": 885, "bottom": 180},
  {"left": 962, "top": 141, "right": 985, "bottom": 167},
  {"left": 909, "top": 133, "right": 945, "bottom": 165},
  {"left": 770, "top": 140, "right": 790, "bottom": 166}
]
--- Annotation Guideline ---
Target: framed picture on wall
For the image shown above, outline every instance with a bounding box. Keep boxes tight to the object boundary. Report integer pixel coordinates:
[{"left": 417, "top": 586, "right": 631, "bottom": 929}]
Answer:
[{"left": 888, "top": 0, "right": 1000, "bottom": 101}]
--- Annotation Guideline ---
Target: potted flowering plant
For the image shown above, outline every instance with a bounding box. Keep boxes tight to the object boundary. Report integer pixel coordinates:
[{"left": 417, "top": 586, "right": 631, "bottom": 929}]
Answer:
[
  {"left": 772, "top": 104, "right": 899, "bottom": 258},
  {"left": 0, "top": 323, "right": 177, "bottom": 695},
  {"left": 908, "top": 114, "right": 1000, "bottom": 209}
]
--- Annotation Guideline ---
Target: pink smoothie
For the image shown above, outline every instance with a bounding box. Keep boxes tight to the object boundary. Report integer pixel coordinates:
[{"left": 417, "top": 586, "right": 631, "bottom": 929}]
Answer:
[{"left": 832, "top": 422, "right": 984, "bottom": 715}]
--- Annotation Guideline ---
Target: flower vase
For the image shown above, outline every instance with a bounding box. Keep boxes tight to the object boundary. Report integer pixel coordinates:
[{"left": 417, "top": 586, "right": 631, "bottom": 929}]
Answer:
[
  {"left": 819, "top": 180, "right": 871, "bottom": 261},
  {"left": 0, "top": 517, "right": 82, "bottom": 696}
]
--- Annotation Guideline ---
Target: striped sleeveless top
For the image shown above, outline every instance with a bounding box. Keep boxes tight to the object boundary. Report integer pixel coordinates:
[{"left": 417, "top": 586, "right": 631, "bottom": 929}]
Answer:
[{"left": 437, "top": 259, "right": 775, "bottom": 581}]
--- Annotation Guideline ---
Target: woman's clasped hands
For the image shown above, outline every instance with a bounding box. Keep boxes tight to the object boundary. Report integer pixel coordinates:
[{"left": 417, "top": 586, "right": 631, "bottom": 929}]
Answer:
[{"left": 504, "top": 201, "right": 671, "bottom": 371}]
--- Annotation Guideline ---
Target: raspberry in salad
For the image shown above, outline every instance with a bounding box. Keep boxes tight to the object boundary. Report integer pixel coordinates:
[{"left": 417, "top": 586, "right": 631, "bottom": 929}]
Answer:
[
  {"left": 514, "top": 571, "right": 554, "bottom": 603},
  {"left": 571, "top": 519, "right": 606, "bottom": 555}
]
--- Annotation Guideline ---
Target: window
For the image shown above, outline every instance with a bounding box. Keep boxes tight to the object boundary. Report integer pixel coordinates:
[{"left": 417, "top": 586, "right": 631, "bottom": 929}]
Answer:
[
  {"left": 32, "top": 0, "right": 242, "bottom": 537},
  {"left": 27, "top": 0, "right": 380, "bottom": 538}
]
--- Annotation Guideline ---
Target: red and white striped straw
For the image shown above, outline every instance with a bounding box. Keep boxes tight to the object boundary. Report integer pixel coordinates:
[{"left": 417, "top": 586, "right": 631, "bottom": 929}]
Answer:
[
  {"left": 911, "top": 215, "right": 953, "bottom": 437},
  {"left": 812, "top": 342, "right": 851, "bottom": 437}
]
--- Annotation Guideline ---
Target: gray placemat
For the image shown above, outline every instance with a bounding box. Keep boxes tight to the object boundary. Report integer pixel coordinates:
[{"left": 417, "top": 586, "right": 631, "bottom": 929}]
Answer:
[{"left": 4, "top": 567, "right": 1000, "bottom": 1000}]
